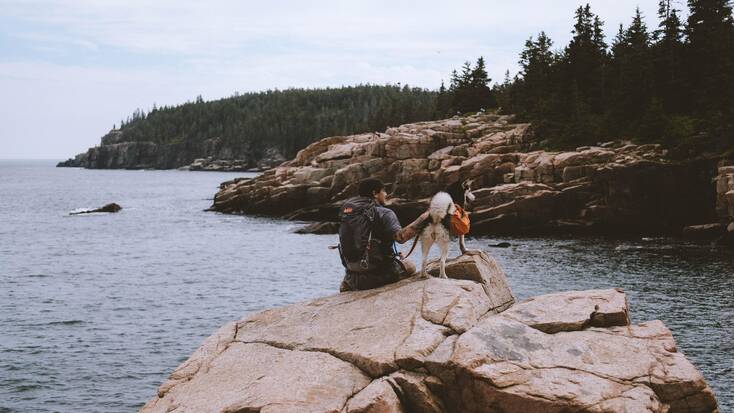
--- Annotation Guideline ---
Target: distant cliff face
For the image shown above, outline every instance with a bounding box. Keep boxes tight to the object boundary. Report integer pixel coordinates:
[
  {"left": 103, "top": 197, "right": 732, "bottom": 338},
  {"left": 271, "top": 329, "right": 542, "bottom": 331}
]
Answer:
[
  {"left": 57, "top": 130, "right": 285, "bottom": 171},
  {"left": 57, "top": 85, "right": 440, "bottom": 171}
]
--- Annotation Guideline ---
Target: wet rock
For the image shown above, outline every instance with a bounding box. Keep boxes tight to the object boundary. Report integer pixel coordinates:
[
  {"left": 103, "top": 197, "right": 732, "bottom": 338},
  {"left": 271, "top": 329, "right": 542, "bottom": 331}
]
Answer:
[
  {"left": 293, "top": 221, "right": 340, "bottom": 234},
  {"left": 218, "top": 177, "right": 250, "bottom": 189},
  {"left": 713, "top": 163, "right": 734, "bottom": 243},
  {"left": 70, "top": 203, "right": 122, "bottom": 215},
  {"left": 140, "top": 254, "right": 718, "bottom": 413},
  {"left": 186, "top": 157, "right": 253, "bottom": 172},
  {"left": 682, "top": 223, "right": 726, "bottom": 239}
]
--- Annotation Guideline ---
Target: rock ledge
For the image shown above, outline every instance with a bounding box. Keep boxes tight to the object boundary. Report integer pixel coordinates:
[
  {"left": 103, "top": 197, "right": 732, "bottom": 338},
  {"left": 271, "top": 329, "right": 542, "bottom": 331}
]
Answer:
[
  {"left": 140, "top": 253, "right": 718, "bottom": 413},
  {"left": 211, "top": 113, "right": 715, "bottom": 235}
]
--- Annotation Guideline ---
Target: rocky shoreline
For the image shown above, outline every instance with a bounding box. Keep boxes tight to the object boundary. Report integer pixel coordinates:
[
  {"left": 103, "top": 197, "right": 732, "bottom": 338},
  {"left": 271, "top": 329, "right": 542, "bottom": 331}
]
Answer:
[
  {"left": 139, "top": 253, "right": 719, "bottom": 412},
  {"left": 56, "top": 130, "right": 286, "bottom": 171},
  {"left": 210, "top": 113, "right": 727, "bottom": 238}
]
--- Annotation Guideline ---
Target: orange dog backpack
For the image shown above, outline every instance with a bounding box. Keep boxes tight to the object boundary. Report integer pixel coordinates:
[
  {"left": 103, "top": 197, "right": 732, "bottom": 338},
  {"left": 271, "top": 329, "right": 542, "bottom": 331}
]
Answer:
[{"left": 450, "top": 204, "right": 471, "bottom": 235}]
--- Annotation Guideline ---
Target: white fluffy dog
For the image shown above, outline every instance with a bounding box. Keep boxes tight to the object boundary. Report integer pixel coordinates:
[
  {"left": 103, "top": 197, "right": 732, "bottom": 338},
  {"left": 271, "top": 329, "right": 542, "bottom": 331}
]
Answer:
[
  {"left": 419, "top": 191, "right": 455, "bottom": 278},
  {"left": 418, "top": 181, "right": 477, "bottom": 278}
]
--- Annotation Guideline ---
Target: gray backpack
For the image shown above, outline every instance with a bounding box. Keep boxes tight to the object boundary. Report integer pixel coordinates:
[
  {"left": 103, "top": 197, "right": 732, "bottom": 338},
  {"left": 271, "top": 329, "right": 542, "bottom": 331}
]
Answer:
[{"left": 338, "top": 197, "right": 386, "bottom": 272}]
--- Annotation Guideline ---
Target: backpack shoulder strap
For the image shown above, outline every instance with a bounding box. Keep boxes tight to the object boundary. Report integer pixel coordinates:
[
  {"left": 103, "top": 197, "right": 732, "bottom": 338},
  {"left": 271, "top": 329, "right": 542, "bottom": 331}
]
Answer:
[{"left": 364, "top": 201, "right": 377, "bottom": 222}]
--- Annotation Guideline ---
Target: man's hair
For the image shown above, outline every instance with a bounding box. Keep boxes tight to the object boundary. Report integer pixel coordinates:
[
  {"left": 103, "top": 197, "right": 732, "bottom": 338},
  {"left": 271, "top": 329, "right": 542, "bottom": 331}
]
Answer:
[{"left": 358, "top": 178, "right": 385, "bottom": 197}]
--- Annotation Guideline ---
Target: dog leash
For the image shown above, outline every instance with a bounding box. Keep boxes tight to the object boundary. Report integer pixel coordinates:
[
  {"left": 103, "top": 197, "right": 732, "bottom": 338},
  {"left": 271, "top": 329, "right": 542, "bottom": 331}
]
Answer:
[{"left": 402, "top": 233, "right": 420, "bottom": 259}]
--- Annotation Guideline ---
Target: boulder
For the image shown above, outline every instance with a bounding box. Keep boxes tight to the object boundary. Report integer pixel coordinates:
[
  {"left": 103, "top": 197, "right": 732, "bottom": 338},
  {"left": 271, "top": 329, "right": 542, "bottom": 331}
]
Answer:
[
  {"left": 70, "top": 203, "right": 122, "bottom": 215},
  {"left": 292, "top": 167, "right": 332, "bottom": 185},
  {"left": 186, "top": 158, "right": 253, "bottom": 172},
  {"left": 145, "top": 341, "right": 370, "bottom": 413},
  {"left": 315, "top": 143, "right": 358, "bottom": 162},
  {"left": 553, "top": 148, "right": 615, "bottom": 170},
  {"left": 443, "top": 316, "right": 718, "bottom": 413},
  {"left": 345, "top": 378, "right": 404, "bottom": 413},
  {"left": 500, "top": 288, "right": 629, "bottom": 333},
  {"left": 682, "top": 223, "right": 726, "bottom": 240},
  {"left": 140, "top": 254, "right": 718, "bottom": 413},
  {"left": 385, "top": 135, "right": 436, "bottom": 159}
]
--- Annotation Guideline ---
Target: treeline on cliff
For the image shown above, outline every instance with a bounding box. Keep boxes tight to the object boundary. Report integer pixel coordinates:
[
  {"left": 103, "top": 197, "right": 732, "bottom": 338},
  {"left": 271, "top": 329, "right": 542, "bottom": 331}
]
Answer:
[
  {"left": 114, "top": 85, "right": 437, "bottom": 159},
  {"left": 493, "top": 0, "right": 734, "bottom": 156},
  {"left": 436, "top": 57, "right": 497, "bottom": 115}
]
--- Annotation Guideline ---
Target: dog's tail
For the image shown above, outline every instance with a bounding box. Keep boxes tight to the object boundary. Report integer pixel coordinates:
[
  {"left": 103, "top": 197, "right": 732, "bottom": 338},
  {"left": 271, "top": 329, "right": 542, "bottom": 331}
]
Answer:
[{"left": 429, "top": 192, "right": 455, "bottom": 224}]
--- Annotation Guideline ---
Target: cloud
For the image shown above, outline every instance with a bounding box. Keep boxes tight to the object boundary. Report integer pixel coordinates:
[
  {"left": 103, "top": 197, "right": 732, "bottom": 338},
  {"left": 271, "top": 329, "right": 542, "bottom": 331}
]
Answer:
[
  {"left": 0, "top": 0, "right": 667, "bottom": 158},
  {"left": 3, "top": 1, "right": 663, "bottom": 64}
]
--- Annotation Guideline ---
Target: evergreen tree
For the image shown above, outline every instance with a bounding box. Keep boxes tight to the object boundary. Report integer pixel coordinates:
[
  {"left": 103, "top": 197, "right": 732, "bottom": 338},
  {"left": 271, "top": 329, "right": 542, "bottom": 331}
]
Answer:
[
  {"left": 493, "top": 70, "right": 517, "bottom": 112},
  {"left": 436, "top": 80, "right": 450, "bottom": 116},
  {"left": 493, "top": 1, "right": 734, "bottom": 153},
  {"left": 113, "top": 85, "right": 438, "bottom": 160},
  {"left": 608, "top": 8, "right": 652, "bottom": 135},
  {"left": 517, "top": 32, "right": 556, "bottom": 119},
  {"left": 469, "top": 57, "right": 495, "bottom": 110},
  {"left": 470, "top": 57, "right": 489, "bottom": 87},
  {"left": 639, "top": 98, "right": 672, "bottom": 142},
  {"left": 446, "top": 57, "right": 496, "bottom": 114},
  {"left": 652, "top": 0, "right": 686, "bottom": 113},
  {"left": 685, "top": 0, "right": 734, "bottom": 113},
  {"left": 564, "top": 4, "right": 608, "bottom": 114},
  {"left": 459, "top": 61, "right": 473, "bottom": 86}
]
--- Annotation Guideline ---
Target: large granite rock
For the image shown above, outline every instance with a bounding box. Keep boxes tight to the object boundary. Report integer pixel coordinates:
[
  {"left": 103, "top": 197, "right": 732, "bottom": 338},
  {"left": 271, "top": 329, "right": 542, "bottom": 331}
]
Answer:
[
  {"left": 715, "top": 164, "right": 734, "bottom": 220},
  {"left": 683, "top": 162, "right": 734, "bottom": 244},
  {"left": 210, "top": 114, "right": 716, "bottom": 235},
  {"left": 139, "top": 253, "right": 718, "bottom": 413}
]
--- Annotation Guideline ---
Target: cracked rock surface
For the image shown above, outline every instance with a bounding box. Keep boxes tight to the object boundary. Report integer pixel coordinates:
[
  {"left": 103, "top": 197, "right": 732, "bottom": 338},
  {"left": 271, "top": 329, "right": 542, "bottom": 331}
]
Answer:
[{"left": 140, "top": 253, "right": 718, "bottom": 413}]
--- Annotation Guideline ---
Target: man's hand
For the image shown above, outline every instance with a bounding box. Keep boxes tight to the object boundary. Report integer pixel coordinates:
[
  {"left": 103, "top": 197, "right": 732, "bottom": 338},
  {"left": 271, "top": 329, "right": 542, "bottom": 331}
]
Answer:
[
  {"left": 419, "top": 210, "right": 430, "bottom": 222},
  {"left": 394, "top": 210, "right": 431, "bottom": 244}
]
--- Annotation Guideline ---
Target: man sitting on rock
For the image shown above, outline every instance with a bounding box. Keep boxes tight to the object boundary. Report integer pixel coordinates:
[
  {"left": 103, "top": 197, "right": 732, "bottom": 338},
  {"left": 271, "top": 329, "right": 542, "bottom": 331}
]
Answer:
[{"left": 338, "top": 178, "right": 430, "bottom": 292}]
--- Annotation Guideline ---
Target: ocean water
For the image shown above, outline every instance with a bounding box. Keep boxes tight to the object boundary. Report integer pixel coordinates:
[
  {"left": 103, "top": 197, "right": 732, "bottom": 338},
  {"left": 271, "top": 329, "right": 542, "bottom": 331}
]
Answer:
[{"left": 0, "top": 160, "right": 732, "bottom": 412}]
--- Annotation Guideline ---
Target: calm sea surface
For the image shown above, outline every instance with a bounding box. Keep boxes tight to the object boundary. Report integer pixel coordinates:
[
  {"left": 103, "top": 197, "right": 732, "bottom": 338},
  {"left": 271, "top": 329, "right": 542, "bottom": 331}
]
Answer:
[{"left": 1, "top": 160, "right": 732, "bottom": 412}]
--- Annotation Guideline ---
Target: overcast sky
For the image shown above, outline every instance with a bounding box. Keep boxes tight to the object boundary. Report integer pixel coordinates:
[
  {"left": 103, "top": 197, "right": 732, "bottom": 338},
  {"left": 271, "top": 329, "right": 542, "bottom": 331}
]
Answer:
[{"left": 1, "top": 0, "right": 667, "bottom": 159}]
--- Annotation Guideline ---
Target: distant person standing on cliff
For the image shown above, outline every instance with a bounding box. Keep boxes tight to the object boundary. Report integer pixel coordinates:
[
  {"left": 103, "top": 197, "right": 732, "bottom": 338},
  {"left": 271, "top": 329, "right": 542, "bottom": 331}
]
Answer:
[{"left": 337, "top": 178, "right": 429, "bottom": 292}]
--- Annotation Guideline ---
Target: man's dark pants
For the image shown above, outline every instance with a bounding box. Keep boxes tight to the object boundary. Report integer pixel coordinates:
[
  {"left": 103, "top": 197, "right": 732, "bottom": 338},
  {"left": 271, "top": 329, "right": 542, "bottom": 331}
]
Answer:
[{"left": 339, "top": 258, "right": 416, "bottom": 292}]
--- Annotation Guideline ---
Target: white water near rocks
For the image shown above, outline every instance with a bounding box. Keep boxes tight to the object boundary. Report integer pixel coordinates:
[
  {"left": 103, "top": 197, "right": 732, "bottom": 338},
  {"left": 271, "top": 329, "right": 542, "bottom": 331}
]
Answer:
[{"left": 1, "top": 160, "right": 732, "bottom": 412}]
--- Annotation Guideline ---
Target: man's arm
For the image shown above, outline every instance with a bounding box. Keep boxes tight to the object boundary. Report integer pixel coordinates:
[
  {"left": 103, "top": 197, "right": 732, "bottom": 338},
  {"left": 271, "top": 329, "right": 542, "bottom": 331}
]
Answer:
[{"left": 393, "top": 211, "right": 430, "bottom": 244}]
